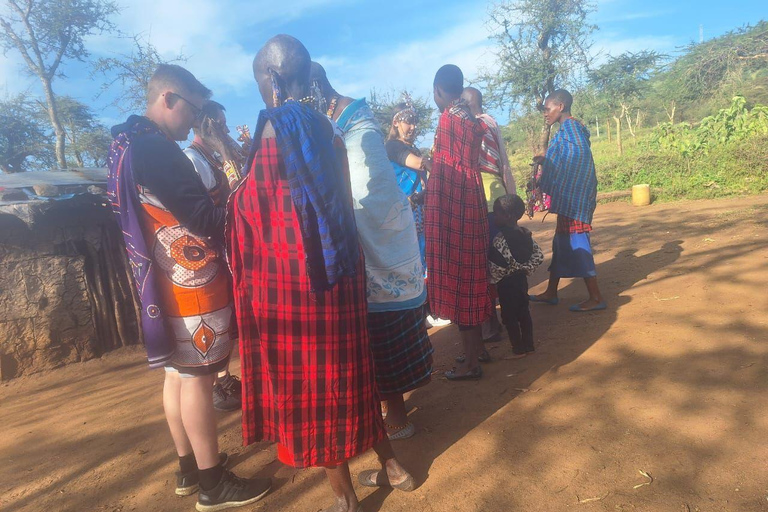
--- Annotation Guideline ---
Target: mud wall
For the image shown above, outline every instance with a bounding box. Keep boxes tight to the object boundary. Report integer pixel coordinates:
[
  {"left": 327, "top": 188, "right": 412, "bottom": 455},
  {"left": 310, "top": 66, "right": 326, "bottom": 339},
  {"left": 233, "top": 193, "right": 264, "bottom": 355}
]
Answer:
[{"left": 0, "top": 195, "right": 141, "bottom": 380}]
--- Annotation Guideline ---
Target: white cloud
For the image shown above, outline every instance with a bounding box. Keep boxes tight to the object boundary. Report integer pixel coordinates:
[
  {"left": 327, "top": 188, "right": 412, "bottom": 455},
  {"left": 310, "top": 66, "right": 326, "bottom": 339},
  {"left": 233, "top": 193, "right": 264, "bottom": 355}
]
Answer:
[
  {"left": 83, "top": 0, "right": 352, "bottom": 98},
  {"left": 318, "top": 14, "right": 494, "bottom": 100}
]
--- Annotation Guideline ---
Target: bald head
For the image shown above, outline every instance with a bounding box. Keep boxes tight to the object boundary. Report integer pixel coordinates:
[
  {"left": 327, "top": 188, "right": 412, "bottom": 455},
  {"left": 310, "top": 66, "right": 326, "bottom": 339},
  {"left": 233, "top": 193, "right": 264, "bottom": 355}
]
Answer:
[
  {"left": 461, "top": 87, "right": 483, "bottom": 116},
  {"left": 253, "top": 34, "right": 311, "bottom": 107}
]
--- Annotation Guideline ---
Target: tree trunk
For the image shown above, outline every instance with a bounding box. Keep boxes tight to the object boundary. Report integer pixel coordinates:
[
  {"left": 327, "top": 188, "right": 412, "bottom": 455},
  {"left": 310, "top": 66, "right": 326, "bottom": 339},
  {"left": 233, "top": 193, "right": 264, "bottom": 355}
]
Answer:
[
  {"left": 624, "top": 107, "right": 636, "bottom": 138},
  {"left": 595, "top": 116, "right": 600, "bottom": 138},
  {"left": 40, "top": 77, "right": 67, "bottom": 169},
  {"left": 664, "top": 102, "right": 676, "bottom": 123},
  {"left": 607, "top": 118, "right": 612, "bottom": 143},
  {"left": 613, "top": 116, "right": 623, "bottom": 156}
]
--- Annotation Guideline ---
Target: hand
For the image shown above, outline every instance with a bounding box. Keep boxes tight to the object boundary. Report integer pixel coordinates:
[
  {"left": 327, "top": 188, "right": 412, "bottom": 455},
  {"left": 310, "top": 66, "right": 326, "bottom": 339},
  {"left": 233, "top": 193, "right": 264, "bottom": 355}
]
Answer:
[
  {"left": 532, "top": 154, "right": 545, "bottom": 164},
  {"left": 201, "top": 118, "right": 241, "bottom": 163}
]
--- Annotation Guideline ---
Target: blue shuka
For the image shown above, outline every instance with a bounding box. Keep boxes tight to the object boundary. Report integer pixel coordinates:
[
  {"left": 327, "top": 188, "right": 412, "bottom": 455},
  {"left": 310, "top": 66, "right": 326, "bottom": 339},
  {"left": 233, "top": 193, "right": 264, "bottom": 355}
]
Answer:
[
  {"left": 540, "top": 118, "right": 598, "bottom": 226},
  {"left": 248, "top": 101, "right": 360, "bottom": 291}
]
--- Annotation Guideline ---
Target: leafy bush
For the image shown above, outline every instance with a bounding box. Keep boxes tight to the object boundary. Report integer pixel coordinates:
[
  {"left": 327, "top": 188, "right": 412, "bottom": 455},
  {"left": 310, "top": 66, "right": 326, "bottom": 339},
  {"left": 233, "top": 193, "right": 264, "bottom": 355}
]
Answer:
[{"left": 648, "top": 96, "right": 768, "bottom": 156}]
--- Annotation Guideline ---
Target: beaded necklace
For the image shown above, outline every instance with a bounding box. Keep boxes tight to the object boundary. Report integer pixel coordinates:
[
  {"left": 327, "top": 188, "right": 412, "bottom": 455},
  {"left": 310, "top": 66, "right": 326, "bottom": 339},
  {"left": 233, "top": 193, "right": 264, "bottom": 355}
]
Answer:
[{"left": 326, "top": 95, "right": 340, "bottom": 118}]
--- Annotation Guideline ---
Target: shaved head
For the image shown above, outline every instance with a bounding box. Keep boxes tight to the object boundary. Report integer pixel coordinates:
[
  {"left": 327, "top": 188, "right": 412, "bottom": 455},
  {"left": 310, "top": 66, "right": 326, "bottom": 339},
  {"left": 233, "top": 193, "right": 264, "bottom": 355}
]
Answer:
[
  {"left": 433, "top": 64, "right": 463, "bottom": 96},
  {"left": 309, "top": 60, "right": 334, "bottom": 96},
  {"left": 461, "top": 86, "right": 483, "bottom": 116},
  {"left": 545, "top": 89, "right": 573, "bottom": 112},
  {"left": 309, "top": 61, "right": 327, "bottom": 84},
  {"left": 253, "top": 34, "right": 311, "bottom": 107}
]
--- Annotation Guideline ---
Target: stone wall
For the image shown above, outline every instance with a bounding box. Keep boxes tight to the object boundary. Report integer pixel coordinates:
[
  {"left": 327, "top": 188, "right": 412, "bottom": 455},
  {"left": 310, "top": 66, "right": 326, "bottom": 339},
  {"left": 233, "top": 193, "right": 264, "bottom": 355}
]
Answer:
[{"left": 0, "top": 194, "right": 141, "bottom": 380}]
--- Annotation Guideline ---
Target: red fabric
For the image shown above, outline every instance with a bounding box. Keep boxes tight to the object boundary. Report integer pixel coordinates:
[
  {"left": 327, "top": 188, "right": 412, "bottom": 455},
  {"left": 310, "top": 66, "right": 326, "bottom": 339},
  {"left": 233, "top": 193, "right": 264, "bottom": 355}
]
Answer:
[
  {"left": 226, "top": 137, "right": 386, "bottom": 468},
  {"left": 477, "top": 117, "right": 502, "bottom": 177},
  {"left": 556, "top": 215, "right": 593, "bottom": 234},
  {"left": 424, "top": 102, "right": 493, "bottom": 326}
]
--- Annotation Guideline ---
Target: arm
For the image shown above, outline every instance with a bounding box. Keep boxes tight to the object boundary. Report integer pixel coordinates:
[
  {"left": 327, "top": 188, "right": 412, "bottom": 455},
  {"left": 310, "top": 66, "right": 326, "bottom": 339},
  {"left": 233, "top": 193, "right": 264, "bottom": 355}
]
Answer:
[
  {"left": 134, "top": 136, "right": 226, "bottom": 242},
  {"left": 521, "top": 240, "right": 544, "bottom": 275}
]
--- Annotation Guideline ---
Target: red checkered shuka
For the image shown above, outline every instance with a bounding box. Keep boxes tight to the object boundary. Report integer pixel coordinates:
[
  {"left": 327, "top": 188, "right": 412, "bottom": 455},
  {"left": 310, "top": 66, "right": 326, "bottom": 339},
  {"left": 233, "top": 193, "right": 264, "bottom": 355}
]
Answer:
[
  {"left": 424, "top": 104, "right": 493, "bottom": 326},
  {"left": 477, "top": 117, "right": 502, "bottom": 177},
  {"left": 226, "top": 136, "right": 386, "bottom": 468},
  {"left": 556, "top": 215, "right": 593, "bottom": 234}
]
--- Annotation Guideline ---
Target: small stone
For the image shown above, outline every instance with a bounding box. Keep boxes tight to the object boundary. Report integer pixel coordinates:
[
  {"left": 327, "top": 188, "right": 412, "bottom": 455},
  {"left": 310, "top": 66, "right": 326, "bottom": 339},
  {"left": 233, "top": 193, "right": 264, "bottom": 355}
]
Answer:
[{"left": 33, "top": 184, "right": 59, "bottom": 197}]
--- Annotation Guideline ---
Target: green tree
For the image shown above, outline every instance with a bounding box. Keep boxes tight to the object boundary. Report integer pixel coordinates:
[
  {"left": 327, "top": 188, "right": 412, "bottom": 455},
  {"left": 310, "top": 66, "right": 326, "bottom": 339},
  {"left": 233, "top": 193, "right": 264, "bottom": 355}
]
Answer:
[
  {"left": 0, "top": 95, "right": 52, "bottom": 173},
  {"left": 588, "top": 51, "right": 663, "bottom": 155},
  {"left": 92, "top": 34, "right": 187, "bottom": 114},
  {"left": 483, "top": 0, "right": 596, "bottom": 151},
  {"left": 368, "top": 89, "right": 435, "bottom": 147},
  {"left": 657, "top": 21, "right": 768, "bottom": 121},
  {"left": 50, "top": 96, "right": 111, "bottom": 167},
  {"left": 0, "top": 0, "right": 118, "bottom": 169}
]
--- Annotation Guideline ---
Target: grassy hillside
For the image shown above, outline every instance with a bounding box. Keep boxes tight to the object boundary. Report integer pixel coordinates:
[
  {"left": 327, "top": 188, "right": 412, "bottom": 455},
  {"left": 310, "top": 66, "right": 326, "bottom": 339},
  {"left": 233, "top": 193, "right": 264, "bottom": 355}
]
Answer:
[{"left": 509, "top": 130, "right": 768, "bottom": 202}]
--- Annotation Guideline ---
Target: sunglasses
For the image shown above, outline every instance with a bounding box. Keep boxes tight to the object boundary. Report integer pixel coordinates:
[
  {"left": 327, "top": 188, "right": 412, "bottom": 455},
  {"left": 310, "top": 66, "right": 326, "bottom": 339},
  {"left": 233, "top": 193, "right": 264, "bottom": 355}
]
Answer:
[{"left": 168, "top": 92, "right": 204, "bottom": 122}]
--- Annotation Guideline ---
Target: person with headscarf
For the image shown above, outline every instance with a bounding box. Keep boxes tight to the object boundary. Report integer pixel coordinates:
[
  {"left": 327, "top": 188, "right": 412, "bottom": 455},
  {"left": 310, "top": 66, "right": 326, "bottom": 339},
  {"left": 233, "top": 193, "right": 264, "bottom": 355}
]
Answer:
[
  {"left": 310, "top": 62, "right": 433, "bottom": 442},
  {"left": 226, "top": 35, "right": 415, "bottom": 512}
]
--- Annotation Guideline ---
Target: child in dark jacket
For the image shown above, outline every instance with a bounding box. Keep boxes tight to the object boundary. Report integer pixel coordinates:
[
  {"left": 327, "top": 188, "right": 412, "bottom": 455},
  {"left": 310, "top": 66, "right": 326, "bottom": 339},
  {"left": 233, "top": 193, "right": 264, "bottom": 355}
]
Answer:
[{"left": 489, "top": 195, "right": 544, "bottom": 358}]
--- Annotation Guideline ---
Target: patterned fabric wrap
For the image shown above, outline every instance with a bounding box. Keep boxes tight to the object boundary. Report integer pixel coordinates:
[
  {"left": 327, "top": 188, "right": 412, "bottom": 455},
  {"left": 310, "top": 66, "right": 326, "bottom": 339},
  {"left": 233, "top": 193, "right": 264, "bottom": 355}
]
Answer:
[
  {"left": 108, "top": 120, "right": 233, "bottom": 372},
  {"left": 249, "top": 101, "right": 359, "bottom": 292},
  {"left": 540, "top": 118, "right": 598, "bottom": 225},
  {"left": 550, "top": 216, "right": 597, "bottom": 278},
  {"left": 334, "top": 99, "right": 426, "bottom": 312},
  {"left": 424, "top": 100, "right": 493, "bottom": 325},
  {"left": 392, "top": 160, "right": 426, "bottom": 270},
  {"left": 107, "top": 121, "right": 174, "bottom": 368},
  {"left": 556, "top": 214, "right": 593, "bottom": 234},
  {"left": 227, "top": 135, "right": 386, "bottom": 467},
  {"left": 367, "top": 305, "right": 433, "bottom": 397},
  {"left": 477, "top": 114, "right": 516, "bottom": 210}
]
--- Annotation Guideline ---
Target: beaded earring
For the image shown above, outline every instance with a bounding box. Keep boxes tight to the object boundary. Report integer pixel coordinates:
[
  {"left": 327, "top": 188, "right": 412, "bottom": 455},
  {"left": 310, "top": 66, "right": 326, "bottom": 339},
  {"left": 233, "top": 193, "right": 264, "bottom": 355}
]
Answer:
[
  {"left": 269, "top": 68, "right": 283, "bottom": 107},
  {"left": 311, "top": 80, "right": 327, "bottom": 113}
]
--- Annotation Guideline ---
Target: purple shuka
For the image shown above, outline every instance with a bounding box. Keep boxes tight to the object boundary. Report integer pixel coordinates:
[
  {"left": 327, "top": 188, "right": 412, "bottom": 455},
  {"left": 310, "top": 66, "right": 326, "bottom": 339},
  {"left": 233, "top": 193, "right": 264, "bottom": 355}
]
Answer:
[{"left": 107, "top": 120, "right": 174, "bottom": 368}]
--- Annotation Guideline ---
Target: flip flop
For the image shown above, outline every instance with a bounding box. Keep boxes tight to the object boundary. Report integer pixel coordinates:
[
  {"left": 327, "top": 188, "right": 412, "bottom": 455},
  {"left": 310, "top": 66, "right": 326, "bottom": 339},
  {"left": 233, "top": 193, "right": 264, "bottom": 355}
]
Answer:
[
  {"left": 358, "top": 469, "right": 416, "bottom": 492},
  {"left": 569, "top": 302, "right": 607, "bottom": 312},
  {"left": 529, "top": 295, "right": 559, "bottom": 305},
  {"left": 386, "top": 421, "right": 416, "bottom": 441},
  {"left": 444, "top": 366, "right": 482, "bottom": 381}
]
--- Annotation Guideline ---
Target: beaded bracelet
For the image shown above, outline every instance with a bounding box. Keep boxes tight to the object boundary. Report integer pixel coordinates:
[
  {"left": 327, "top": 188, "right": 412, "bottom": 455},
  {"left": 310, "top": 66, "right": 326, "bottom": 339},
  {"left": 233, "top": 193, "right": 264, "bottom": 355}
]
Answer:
[{"left": 222, "top": 160, "right": 242, "bottom": 187}]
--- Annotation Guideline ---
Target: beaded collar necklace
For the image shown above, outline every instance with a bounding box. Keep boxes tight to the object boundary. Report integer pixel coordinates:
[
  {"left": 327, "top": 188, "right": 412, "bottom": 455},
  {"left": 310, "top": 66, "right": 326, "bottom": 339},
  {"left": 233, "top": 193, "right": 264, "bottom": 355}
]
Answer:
[{"left": 327, "top": 95, "right": 340, "bottom": 118}]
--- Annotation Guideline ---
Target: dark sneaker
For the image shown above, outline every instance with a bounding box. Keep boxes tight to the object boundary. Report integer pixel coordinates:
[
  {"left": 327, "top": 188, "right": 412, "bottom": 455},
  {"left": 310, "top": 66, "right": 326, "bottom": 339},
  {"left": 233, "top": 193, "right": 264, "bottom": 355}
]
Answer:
[
  {"left": 220, "top": 375, "right": 242, "bottom": 397},
  {"left": 213, "top": 375, "right": 242, "bottom": 412},
  {"left": 195, "top": 470, "right": 271, "bottom": 511},
  {"left": 176, "top": 452, "right": 229, "bottom": 496}
]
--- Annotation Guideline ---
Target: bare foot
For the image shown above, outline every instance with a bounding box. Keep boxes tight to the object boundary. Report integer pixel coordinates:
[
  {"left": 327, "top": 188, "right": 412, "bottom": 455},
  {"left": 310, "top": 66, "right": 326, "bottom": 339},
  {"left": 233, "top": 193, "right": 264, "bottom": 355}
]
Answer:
[
  {"left": 533, "top": 292, "right": 557, "bottom": 301},
  {"left": 321, "top": 498, "right": 363, "bottom": 512}
]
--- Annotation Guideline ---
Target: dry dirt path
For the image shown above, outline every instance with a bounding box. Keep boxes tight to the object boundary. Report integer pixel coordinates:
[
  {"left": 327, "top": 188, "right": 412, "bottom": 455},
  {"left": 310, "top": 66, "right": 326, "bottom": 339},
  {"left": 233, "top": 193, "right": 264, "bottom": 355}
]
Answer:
[{"left": 2, "top": 195, "right": 767, "bottom": 512}]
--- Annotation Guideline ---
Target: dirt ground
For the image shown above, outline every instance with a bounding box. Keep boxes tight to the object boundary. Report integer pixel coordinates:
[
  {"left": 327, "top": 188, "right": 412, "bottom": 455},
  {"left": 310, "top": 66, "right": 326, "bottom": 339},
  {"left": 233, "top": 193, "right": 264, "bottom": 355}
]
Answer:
[{"left": 2, "top": 195, "right": 768, "bottom": 512}]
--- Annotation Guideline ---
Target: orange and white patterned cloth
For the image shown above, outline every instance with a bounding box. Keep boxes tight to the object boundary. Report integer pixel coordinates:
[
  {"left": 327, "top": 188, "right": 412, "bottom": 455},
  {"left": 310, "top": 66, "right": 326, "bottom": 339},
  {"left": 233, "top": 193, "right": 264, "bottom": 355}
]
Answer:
[{"left": 137, "top": 184, "right": 232, "bottom": 372}]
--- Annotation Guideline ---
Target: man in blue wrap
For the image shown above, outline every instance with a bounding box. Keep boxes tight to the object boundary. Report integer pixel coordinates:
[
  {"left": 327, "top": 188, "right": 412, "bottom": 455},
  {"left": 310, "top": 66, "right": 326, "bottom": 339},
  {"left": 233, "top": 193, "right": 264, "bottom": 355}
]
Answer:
[{"left": 530, "top": 89, "right": 606, "bottom": 312}]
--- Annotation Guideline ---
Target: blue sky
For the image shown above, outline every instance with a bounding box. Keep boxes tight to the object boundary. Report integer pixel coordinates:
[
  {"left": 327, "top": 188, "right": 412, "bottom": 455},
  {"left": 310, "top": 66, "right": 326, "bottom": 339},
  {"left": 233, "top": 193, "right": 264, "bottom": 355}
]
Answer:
[{"left": 0, "top": 0, "right": 764, "bottom": 146}]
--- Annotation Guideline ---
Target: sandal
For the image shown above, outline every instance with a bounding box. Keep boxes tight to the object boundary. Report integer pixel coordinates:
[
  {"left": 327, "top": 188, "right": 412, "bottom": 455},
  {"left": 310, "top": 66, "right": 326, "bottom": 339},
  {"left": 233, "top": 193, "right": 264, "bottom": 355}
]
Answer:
[
  {"left": 386, "top": 421, "right": 416, "bottom": 441},
  {"left": 529, "top": 295, "right": 559, "bottom": 305},
  {"left": 569, "top": 302, "right": 607, "bottom": 312},
  {"left": 358, "top": 469, "right": 416, "bottom": 492},
  {"left": 444, "top": 366, "right": 482, "bottom": 381},
  {"left": 455, "top": 349, "right": 491, "bottom": 364}
]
